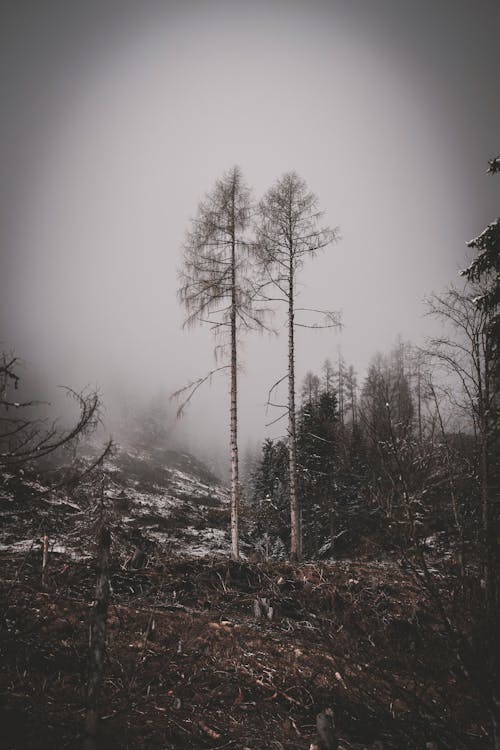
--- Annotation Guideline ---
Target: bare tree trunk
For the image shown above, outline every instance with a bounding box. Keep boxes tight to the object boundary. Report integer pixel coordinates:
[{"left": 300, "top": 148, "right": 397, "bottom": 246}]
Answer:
[
  {"left": 338, "top": 354, "right": 344, "bottom": 428},
  {"left": 477, "top": 346, "right": 497, "bottom": 617},
  {"left": 256, "top": 173, "right": 336, "bottom": 562},
  {"left": 416, "top": 367, "right": 423, "bottom": 445},
  {"left": 41, "top": 533, "right": 49, "bottom": 588},
  {"left": 350, "top": 379, "right": 357, "bottom": 429},
  {"left": 230, "top": 209, "right": 239, "bottom": 561},
  {"left": 288, "top": 262, "right": 300, "bottom": 562},
  {"left": 83, "top": 523, "right": 111, "bottom": 750},
  {"left": 480, "top": 430, "right": 494, "bottom": 611},
  {"left": 429, "top": 382, "right": 466, "bottom": 576}
]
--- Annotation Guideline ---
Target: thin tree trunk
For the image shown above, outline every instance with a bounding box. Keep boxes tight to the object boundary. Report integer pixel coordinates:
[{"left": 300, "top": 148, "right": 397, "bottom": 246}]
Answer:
[
  {"left": 338, "top": 355, "right": 344, "bottom": 428},
  {"left": 430, "top": 383, "right": 465, "bottom": 576},
  {"left": 288, "top": 261, "right": 300, "bottom": 562},
  {"left": 417, "top": 367, "right": 423, "bottom": 445},
  {"left": 350, "top": 380, "right": 357, "bottom": 429},
  {"left": 41, "top": 533, "right": 49, "bottom": 587},
  {"left": 83, "top": 523, "right": 111, "bottom": 750},
  {"left": 230, "top": 199, "right": 239, "bottom": 561},
  {"left": 481, "top": 429, "right": 493, "bottom": 611},
  {"left": 476, "top": 342, "right": 495, "bottom": 616}
]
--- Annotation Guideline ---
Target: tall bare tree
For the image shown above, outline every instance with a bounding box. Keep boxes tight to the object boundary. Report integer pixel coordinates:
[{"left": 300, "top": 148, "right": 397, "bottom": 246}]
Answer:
[
  {"left": 344, "top": 364, "right": 358, "bottom": 428},
  {"left": 336, "top": 351, "right": 347, "bottom": 428},
  {"left": 256, "top": 172, "right": 338, "bottom": 561},
  {"left": 178, "top": 167, "right": 259, "bottom": 560},
  {"left": 425, "top": 283, "right": 500, "bottom": 748},
  {"left": 426, "top": 285, "right": 499, "bottom": 615}
]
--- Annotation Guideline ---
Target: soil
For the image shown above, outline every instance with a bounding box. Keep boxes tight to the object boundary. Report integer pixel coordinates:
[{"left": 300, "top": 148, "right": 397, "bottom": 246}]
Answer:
[{"left": 0, "top": 548, "right": 491, "bottom": 750}]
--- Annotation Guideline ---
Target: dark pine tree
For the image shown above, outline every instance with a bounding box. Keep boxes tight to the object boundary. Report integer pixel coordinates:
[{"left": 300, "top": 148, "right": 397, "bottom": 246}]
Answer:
[
  {"left": 297, "top": 375, "right": 338, "bottom": 556},
  {"left": 250, "top": 438, "right": 289, "bottom": 555}
]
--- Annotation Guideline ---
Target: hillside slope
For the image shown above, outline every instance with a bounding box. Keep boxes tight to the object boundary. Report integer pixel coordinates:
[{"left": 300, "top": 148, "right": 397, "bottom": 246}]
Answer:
[{"left": 0, "top": 442, "right": 231, "bottom": 560}]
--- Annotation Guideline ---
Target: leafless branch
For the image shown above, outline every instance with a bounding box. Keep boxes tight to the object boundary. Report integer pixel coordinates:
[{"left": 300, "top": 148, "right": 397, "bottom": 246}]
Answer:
[{"left": 170, "top": 365, "right": 231, "bottom": 418}]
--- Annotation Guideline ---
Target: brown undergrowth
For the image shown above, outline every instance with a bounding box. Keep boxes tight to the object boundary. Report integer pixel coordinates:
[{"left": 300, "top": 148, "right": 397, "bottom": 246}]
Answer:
[{"left": 0, "top": 551, "right": 491, "bottom": 749}]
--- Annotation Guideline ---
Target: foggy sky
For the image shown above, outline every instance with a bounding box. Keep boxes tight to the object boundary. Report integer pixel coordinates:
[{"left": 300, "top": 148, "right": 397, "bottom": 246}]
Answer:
[{"left": 1, "top": 0, "right": 499, "bottom": 458}]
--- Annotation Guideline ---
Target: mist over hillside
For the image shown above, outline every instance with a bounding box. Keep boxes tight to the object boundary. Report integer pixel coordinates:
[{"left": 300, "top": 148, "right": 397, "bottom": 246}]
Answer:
[{"left": 1, "top": 2, "right": 499, "bottom": 749}]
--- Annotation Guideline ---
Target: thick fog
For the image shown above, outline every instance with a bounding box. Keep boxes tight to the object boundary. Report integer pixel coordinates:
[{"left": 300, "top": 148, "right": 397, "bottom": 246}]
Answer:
[{"left": 1, "top": 0, "right": 499, "bottom": 463}]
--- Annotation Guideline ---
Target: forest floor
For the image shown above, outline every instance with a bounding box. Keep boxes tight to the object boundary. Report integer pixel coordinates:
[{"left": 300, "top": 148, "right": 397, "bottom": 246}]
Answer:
[{"left": 0, "top": 548, "right": 492, "bottom": 750}]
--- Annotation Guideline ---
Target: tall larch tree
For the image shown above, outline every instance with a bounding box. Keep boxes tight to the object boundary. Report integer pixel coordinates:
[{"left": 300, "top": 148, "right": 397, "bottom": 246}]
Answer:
[
  {"left": 256, "top": 172, "right": 338, "bottom": 561},
  {"left": 178, "top": 167, "right": 258, "bottom": 560}
]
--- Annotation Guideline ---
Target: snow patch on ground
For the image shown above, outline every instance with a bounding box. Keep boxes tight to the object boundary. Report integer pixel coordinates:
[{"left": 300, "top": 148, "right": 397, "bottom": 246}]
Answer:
[
  {"left": 44, "top": 496, "right": 81, "bottom": 511},
  {"left": 0, "top": 538, "right": 90, "bottom": 560},
  {"left": 0, "top": 539, "right": 38, "bottom": 554},
  {"left": 1, "top": 443, "right": 231, "bottom": 560},
  {"left": 150, "top": 526, "right": 229, "bottom": 557}
]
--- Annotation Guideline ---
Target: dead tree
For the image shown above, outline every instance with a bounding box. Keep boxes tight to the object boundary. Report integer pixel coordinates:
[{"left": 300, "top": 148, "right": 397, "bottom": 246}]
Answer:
[
  {"left": 41, "top": 533, "right": 49, "bottom": 588},
  {"left": 256, "top": 173, "right": 339, "bottom": 561},
  {"left": 426, "top": 286, "right": 499, "bottom": 615},
  {"left": 177, "top": 167, "right": 263, "bottom": 560}
]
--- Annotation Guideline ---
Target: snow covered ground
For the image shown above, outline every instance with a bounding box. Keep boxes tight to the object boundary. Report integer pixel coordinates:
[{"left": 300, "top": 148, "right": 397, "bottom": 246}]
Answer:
[{"left": 0, "top": 442, "right": 232, "bottom": 560}]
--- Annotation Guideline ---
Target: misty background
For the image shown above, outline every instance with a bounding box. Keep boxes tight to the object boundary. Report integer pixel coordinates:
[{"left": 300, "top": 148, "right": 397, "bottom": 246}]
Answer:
[{"left": 1, "top": 0, "right": 499, "bottom": 468}]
